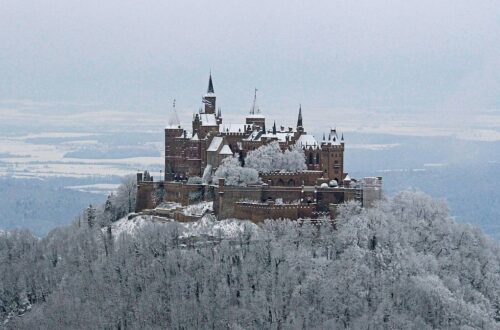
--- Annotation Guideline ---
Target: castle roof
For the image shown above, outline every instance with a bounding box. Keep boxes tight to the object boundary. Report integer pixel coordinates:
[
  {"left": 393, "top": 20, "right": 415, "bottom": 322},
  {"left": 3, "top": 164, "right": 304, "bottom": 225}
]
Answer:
[
  {"left": 220, "top": 123, "right": 247, "bottom": 133},
  {"left": 263, "top": 131, "right": 294, "bottom": 142},
  {"left": 166, "top": 99, "right": 181, "bottom": 129},
  {"left": 207, "top": 136, "right": 223, "bottom": 152},
  {"left": 200, "top": 113, "right": 218, "bottom": 126},
  {"left": 322, "top": 129, "right": 341, "bottom": 145},
  {"left": 245, "top": 128, "right": 295, "bottom": 143},
  {"left": 246, "top": 114, "right": 265, "bottom": 119},
  {"left": 219, "top": 144, "right": 233, "bottom": 155},
  {"left": 296, "top": 134, "right": 320, "bottom": 149}
]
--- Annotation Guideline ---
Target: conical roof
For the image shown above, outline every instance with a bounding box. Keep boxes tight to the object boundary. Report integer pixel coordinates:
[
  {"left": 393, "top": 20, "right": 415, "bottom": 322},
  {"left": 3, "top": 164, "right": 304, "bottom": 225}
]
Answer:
[{"left": 167, "top": 99, "right": 181, "bottom": 128}]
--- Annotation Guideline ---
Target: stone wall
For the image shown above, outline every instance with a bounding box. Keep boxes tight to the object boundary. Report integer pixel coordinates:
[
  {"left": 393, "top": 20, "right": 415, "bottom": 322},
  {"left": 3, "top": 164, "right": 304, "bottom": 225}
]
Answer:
[
  {"left": 234, "top": 203, "right": 317, "bottom": 223},
  {"left": 136, "top": 181, "right": 162, "bottom": 212},
  {"left": 260, "top": 170, "right": 323, "bottom": 187},
  {"left": 164, "top": 182, "right": 205, "bottom": 206},
  {"left": 213, "top": 178, "right": 363, "bottom": 221}
]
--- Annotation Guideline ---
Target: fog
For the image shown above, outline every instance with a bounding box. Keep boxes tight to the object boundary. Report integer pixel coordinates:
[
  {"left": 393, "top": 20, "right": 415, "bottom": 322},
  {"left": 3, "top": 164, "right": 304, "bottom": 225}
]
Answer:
[{"left": 1, "top": 1, "right": 498, "bottom": 120}]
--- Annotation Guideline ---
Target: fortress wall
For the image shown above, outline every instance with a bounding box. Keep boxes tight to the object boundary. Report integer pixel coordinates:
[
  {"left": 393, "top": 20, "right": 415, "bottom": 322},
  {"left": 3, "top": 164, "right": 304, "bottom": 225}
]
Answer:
[
  {"left": 260, "top": 171, "right": 323, "bottom": 187},
  {"left": 136, "top": 181, "right": 161, "bottom": 212},
  {"left": 262, "top": 186, "right": 302, "bottom": 202},
  {"left": 165, "top": 182, "right": 205, "bottom": 206},
  {"left": 234, "top": 203, "right": 317, "bottom": 223},
  {"left": 214, "top": 183, "right": 263, "bottom": 219}
]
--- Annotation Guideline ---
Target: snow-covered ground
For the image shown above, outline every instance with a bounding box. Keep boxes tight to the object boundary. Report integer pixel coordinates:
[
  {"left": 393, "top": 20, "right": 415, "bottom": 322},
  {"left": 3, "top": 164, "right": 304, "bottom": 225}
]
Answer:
[
  {"left": 182, "top": 201, "right": 213, "bottom": 216},
  {"left": 109, "top": 213, "right": 259, "bottom": 240}
]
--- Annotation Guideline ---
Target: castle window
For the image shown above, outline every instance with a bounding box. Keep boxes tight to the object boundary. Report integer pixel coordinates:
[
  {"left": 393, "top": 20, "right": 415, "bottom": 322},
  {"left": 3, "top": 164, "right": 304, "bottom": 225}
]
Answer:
[
  {"left": 308, "top": 153, "right": 314, "bottom": 165},
  {"left": 316, "top": 154, "right": 320, "bottom": 164}
]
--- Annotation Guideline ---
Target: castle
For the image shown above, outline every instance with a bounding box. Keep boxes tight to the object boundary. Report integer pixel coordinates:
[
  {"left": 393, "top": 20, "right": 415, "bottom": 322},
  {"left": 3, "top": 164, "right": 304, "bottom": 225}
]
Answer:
[{"left": 136, "top": 74, "right": 382, "bottom": 222}]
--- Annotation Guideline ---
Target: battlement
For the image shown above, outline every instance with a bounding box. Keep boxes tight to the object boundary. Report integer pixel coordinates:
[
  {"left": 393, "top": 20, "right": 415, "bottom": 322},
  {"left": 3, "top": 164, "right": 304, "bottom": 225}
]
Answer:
[
  {"left": 260, "top": 170, "right": 323, "bottom": 186},
  {"left": 234, "top": 201, "right": 316, "bottom": 223}
]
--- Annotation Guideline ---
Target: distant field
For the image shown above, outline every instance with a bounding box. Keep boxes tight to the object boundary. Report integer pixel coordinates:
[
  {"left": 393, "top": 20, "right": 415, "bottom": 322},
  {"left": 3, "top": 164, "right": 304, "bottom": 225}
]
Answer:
[{"left": 0, "top": 125, "right": 498, "bottom": 240}]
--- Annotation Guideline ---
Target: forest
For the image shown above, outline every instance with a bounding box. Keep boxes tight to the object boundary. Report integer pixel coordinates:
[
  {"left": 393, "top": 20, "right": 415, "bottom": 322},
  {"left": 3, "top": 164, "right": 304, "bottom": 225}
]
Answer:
[{"left": 1, "top": 185, "right": 499, "bottom": 329}]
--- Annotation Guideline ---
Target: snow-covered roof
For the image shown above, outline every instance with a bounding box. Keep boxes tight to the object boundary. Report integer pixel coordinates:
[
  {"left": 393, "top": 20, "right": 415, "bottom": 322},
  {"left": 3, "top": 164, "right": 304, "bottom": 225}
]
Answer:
[
  {"left": 200, "top": 114, "right": 218, "bottom": 126},
  {"left": 246, "top": 114, "right": 265, "bottom": 119},
  {"left": 167, "top": 103, "right": 181, "bottom": 128},
  {"left": 191, "top": 133, "right": 199, "bottom": 141},
  {"left": 166, "top": 124, "right": 182, "bottom": 129},
  {"left": 246, "top": 129, "right": 294, "bottom": 143},
  {"left": 219, "top": 144, "right": 233, "bottom": 155},
  {"left": 244, "top": 130, "right": 263, "bottom": 141},
  {"left": 220, "top": 123, "right": 247, "bottom": 133},
  {"left": 207, "top": 136, "right": 223, "bottom": 152},
  {"left": 322, "top": 129, "right": 341, "bottom": 145},
  {"left": 267, "top": 132, "right": 294, "bottom": 142},
  {"left": 296, "top": 134, "right": 320, "bottom": 149}
]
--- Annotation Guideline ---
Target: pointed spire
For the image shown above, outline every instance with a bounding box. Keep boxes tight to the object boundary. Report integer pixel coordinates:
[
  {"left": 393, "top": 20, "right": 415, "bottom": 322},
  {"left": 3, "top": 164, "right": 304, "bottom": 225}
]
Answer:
[
  {"left": 207, "top": 72, "right": 214, "bottom": 94},
  {"left": 322, "top": 133, "right": 326, "bottom": 141},
  {"left": 250, "top": 88, "right": 259, "bottom": 115},
  {"left": 167, "top": 99, "right": 180, "bottom": 127},
  {"left": 297, "top": 104, "right": 303, "bottom": 128},
  {"left": 341, "top": 133, "right": 344, "bottom": 141},
  {"left": 272, "top": 121, "right": 277, "bottom": 135}
]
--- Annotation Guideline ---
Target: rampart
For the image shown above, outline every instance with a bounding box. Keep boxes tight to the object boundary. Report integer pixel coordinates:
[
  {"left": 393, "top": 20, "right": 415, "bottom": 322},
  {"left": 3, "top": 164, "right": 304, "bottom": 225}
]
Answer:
[{"left": 260, "top": 170, "right": 323, "bottom": 187}]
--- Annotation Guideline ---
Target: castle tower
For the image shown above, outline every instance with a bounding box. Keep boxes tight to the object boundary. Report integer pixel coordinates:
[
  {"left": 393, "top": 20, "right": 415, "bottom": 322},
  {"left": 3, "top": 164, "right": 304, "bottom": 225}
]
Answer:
[
  {"left": 320, "top": 129, "right": 345, "bottom": 183},
  {"left": 202, "top": 73, "right": 216, "bottom": 114},
  {"left": 245, "top": 88, "right": 265, "bottom": 130},
  {"left": 165, "top": 100, "right": 184, "bottom": 181}
]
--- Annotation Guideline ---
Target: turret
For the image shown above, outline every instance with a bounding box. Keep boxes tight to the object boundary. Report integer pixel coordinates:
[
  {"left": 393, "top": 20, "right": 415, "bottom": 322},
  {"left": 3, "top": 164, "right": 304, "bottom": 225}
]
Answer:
[
  {"left": 296, "top": 104, "right": 303, "bottom": 132},
  {"left": 320, "top": 128, "right": 345, "bottom": 183},
  {"left": 167, "top": 99, "right": 181, "bottom": 129},
  {"left": 165, "top": 100, "right": 184, "bottom": 181}
]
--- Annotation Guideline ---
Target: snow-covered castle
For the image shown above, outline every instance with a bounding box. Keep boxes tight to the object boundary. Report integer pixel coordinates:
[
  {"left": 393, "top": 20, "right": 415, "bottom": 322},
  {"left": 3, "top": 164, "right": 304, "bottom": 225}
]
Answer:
[{"left": 136, "top": 74, "right": 382, "bottom": 222}]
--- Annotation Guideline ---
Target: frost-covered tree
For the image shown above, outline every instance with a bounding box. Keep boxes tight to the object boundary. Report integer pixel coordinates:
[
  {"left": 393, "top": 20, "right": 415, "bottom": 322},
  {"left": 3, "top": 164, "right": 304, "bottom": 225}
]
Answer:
[
  {"left": 282, "top": 143, "right": 307, "bottom": 172},
  {"left": 213, "top": 156, "right": 260, "bottom": 186},
  {"left": 85, "top": 204, "right": 96, "bottom": 228},
  {"left": 245, "top": 141, "right": 306, "bottom": 173},
  {"left": 113, "top": 174, "right": 137, "bottom": 216},
  {"left": 2, "top": 191, "right": 500, "bottom": 329},
  {"left": 201, "top": 165, "right": 212, "bottom": 184}
]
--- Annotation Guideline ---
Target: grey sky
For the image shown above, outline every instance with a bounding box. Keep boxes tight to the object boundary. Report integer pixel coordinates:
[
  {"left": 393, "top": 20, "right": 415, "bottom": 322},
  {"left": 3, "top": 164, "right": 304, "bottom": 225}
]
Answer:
[{"left": 1, "top": 0, "right": 499, "bottom": 131}]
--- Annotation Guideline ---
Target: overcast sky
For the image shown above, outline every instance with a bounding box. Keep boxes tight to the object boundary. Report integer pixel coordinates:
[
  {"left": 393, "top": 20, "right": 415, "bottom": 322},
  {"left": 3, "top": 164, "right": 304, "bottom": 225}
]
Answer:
[{"left": 1, "top": 0, "right": 499, "bottom": 135}]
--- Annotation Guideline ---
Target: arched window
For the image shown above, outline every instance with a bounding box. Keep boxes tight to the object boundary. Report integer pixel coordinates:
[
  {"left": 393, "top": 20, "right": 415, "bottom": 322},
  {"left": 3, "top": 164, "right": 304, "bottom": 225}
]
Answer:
[
  {"left": 308, "top": 153, "right": 314, "bottom": 165},
  {"left": 287, "top": 179, "right": 295, "bottom": 186},
  {"left": 316, "top": 153, "right": 320, "bottom": 165},
  {"left": 277, "top": 179, "right": 285, "bottom": 186}
]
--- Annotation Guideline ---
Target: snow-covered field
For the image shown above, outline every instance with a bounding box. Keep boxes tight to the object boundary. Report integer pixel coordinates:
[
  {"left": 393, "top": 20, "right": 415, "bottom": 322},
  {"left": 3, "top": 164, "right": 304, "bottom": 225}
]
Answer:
[
  {"left": 65, "top": 183, "right": 121, "bottom": 194},
  {"left": 110, "top": 214, "right": 259, "bottom": 240}
]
